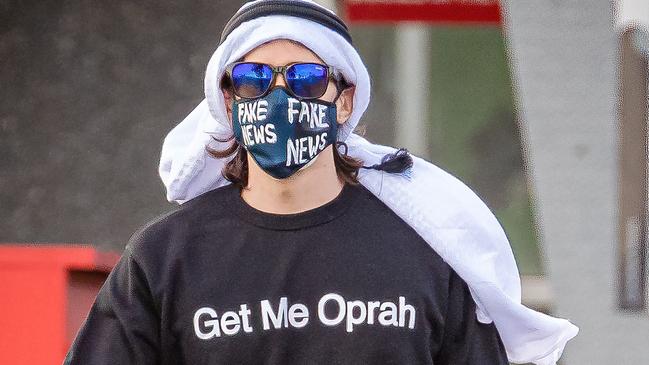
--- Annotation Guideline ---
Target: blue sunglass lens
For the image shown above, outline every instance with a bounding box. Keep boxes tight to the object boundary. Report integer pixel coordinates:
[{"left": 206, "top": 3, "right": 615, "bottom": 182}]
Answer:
[
  {"left": 231, "top": 63, "right": 273, "bottom": 98},
  {"left": 286, "top": 63, "right": 329, "bottom": 99}
]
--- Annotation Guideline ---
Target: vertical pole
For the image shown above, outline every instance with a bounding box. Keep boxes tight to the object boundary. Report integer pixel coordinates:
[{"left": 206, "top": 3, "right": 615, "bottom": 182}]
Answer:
[
  {"left": 395, "top": 24, "right": 431, "bottom": 158},
  {"left": 618, "top": 30, "right": 648, "bottom": 310},
  {"left": 314, "top": 0, "right": 337, "bottom": 12}
]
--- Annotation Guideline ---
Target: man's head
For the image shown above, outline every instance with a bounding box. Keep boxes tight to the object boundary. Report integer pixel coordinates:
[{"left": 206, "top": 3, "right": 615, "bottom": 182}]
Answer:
[
  {"left": 195, "top": 0, "right": 372, "bottom": 190},
  {"left": 209, "top": 38, "right": 363, "bottom": 188},
  {"left": 159, "top": 0, "right": 373, "bottom": 203}
]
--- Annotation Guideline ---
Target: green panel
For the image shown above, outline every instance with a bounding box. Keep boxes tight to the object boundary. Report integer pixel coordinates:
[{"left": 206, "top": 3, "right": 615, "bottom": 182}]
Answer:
[{"left": 427, "top": 26, "right": 542, "bottom": 275}]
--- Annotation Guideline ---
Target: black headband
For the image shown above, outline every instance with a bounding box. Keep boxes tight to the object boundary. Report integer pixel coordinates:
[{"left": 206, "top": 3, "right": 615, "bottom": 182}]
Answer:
[{"left": 219, "top": 0, "right": 353, "bottom": 45}]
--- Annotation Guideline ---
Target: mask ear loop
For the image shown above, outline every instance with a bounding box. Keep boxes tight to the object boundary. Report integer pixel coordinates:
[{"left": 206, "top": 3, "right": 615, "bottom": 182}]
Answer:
[{"left": 331, "top": 70, "right": 350, "bottom": 105}]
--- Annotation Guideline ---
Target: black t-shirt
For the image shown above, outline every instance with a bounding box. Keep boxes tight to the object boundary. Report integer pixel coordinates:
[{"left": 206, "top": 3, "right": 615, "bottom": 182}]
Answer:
[{"left": 65, "top": 182, "right": 509, "bottom": 365}]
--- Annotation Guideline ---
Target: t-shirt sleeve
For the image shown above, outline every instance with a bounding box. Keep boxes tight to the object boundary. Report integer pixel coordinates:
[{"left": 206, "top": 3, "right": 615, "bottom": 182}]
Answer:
[
  {"left": 433, "top": 269, "right": 509, "bottom": 365},
  {"left": 63, "top": 245, "right": 160, "bottom": 365}
]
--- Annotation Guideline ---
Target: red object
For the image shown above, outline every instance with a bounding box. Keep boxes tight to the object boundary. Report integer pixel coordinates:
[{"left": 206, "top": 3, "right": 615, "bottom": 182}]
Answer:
[
  {"left": 0, "top": 245, "right": 119, "bottom": 365},
  {"left": 344, "top": 0, "right": 502, "bottom": 25}
]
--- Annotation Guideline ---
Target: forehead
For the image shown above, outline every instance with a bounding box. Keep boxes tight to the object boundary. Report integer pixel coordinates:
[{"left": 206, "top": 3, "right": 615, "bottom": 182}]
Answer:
[{"left": 242, "top": 39, "right": 325, "bottom": 66}]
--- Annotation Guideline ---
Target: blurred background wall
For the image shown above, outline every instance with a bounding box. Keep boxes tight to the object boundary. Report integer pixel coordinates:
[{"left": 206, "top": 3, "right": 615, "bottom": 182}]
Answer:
[{"left": 1, "top": 1, "right": 244, "bottom": 251}]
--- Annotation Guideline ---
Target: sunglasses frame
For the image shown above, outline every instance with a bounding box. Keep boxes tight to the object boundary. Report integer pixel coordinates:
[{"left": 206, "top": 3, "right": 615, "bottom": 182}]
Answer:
[{"left": 223, "top": 61, "right": 345, "bottom": 101}]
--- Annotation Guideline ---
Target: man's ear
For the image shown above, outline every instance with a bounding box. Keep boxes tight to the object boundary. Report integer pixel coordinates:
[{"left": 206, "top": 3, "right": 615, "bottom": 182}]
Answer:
[
  {"left": 223, "top": 88, "right": 233, "bottom": 124},
  {"left": 335, "top": 85, "right": 355, "bottom": 125}
]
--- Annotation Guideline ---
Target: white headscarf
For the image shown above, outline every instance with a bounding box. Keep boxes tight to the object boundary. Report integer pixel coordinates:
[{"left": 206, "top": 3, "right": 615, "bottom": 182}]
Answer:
[{"left": 158, "top": 1, "right": 578, "bottom": 363}]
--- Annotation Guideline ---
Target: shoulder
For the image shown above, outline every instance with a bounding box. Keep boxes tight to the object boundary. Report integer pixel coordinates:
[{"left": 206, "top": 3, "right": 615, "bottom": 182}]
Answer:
[
  {"left": 347, "top": 183, "right": 426, "bottom": 242},
  {"left": 348, "top": 183, "right": 453, "bottom": 273},
  {"left": 125, "top": 184, "right": 239, "bottom": 261}
]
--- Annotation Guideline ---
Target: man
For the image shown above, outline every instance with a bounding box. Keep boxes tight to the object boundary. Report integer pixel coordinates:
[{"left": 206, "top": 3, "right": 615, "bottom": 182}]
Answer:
[{"left": 65, "top": 1, "right": 578, "bottom": 364}]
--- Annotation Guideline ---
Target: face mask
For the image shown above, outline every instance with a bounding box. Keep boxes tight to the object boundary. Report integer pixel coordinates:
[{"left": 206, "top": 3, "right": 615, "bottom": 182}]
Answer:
[{"left": 232, "top": 86, "right": 338, "bottom": 179}]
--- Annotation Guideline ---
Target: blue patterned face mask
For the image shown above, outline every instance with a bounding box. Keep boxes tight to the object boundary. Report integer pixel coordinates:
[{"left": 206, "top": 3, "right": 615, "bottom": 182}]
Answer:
[{"left": 232, "top": 86, "right": 338, "bottom": 179}]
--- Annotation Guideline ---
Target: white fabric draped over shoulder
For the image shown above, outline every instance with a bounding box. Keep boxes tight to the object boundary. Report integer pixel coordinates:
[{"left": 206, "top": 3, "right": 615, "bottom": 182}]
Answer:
[{"left": 158, "top": 1, "right": 578, "bottom": 364}]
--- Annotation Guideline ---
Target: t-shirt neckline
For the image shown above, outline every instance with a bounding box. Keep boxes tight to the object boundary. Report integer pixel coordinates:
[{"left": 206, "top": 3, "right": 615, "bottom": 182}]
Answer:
[{"left": 225, "top": 182, "right": 359, "bottom": 231}]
